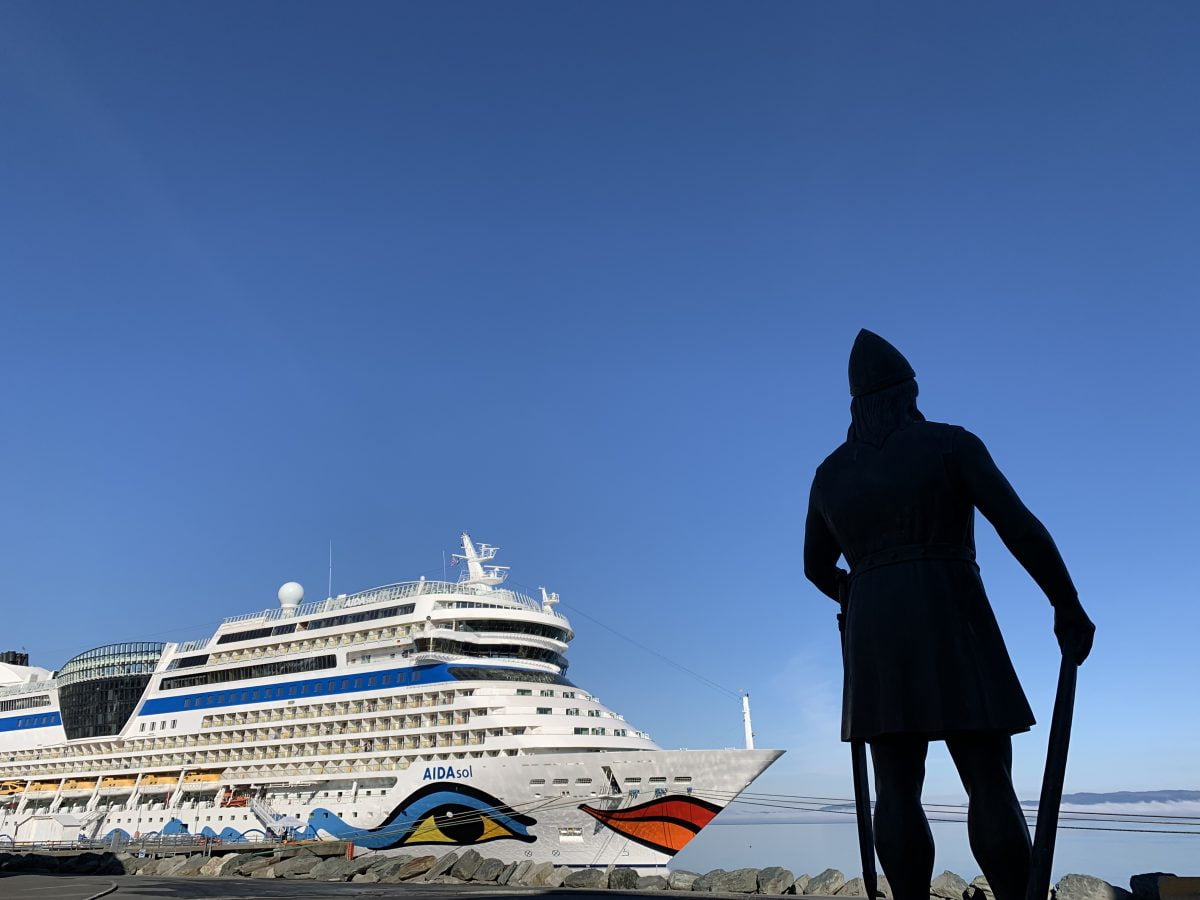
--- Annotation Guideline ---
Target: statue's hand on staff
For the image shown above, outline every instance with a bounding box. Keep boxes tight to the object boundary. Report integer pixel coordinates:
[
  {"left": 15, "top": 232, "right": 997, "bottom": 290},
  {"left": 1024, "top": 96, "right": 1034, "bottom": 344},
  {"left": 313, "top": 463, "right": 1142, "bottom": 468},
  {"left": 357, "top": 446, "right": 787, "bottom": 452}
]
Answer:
[{"left": 1054, "top": 599, "right": 1096, "bottom": 665}]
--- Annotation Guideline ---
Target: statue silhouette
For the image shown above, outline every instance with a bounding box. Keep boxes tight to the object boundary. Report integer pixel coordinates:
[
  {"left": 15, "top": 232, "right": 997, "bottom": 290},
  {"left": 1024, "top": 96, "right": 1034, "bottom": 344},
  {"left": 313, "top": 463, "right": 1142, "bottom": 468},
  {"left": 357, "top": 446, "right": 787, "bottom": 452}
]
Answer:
[{"left": 804, "top": 330, "right": 1095, "bottom": 900}]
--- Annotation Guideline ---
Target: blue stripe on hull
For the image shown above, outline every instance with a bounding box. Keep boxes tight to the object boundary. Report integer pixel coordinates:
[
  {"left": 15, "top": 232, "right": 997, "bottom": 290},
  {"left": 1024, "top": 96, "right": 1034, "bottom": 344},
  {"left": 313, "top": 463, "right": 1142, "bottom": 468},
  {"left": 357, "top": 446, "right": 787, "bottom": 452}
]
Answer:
[
  {"left": 138, "top": 662, "right": 466, "bottom": 715},
  {"left": 0, "top": 711, "right": 62, "bottom": 732}
]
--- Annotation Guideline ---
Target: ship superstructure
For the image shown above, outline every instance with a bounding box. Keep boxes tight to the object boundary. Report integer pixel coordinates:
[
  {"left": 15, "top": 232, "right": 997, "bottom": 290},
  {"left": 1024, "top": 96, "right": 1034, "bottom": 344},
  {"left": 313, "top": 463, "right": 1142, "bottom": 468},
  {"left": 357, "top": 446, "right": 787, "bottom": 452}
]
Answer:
[{"left": 0, "top": 535, "right": 780, "bottom": 867}]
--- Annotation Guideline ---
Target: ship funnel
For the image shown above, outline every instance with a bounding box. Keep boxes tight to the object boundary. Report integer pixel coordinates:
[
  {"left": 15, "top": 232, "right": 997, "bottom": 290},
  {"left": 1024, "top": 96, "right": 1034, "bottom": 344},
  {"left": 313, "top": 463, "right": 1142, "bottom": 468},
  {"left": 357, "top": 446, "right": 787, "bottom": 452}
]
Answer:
[{"left": 278, "top": 582, "right": 304, "bottom": 616}]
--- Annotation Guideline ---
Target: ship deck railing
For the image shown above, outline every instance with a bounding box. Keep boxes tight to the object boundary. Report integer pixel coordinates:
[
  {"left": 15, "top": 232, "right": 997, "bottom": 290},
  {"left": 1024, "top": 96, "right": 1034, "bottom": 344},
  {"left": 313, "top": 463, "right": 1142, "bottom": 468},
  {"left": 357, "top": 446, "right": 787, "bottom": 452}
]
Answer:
[{"left": 217, "top": 579, "right": 561, "bottom": 629}]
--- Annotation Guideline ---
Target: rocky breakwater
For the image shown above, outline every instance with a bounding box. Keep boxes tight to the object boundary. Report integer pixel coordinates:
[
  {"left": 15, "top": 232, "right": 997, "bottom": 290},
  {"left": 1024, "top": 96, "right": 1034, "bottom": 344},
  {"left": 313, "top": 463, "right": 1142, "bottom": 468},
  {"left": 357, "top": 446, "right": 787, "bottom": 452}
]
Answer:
[{"left": 0, "top": 848, "right": 1186, "bottom": 899}]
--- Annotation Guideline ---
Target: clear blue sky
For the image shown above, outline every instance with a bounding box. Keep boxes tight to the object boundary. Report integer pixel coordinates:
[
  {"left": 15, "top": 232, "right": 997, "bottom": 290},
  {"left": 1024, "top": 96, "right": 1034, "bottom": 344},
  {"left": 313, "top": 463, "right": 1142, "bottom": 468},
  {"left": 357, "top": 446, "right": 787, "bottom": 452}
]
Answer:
[{"left": 1, "top": 2, "right": 1197, "bottom": 799}]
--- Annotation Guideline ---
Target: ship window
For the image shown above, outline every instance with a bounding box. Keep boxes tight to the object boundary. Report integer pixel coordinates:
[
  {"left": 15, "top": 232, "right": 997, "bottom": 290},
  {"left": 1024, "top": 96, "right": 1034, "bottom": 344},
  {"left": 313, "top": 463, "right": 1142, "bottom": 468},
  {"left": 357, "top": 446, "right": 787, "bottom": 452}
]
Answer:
[
  {"left": 342, "top": 680, "right": 350, "bottom": 690},
  {"left": 381, "top": 675, "right": 391, "bottom": 685},
  {"left": 368, "top": 677, "right": 377, "bottom": 687},
  {"left": 552, "top": 778, "right": 569, "bottom": 785},
  {"left": 540, "top": 689, "right": 554, "bottom": 697},
  {"left": 516, "top": 690, "right": 532, "bottom": 696},
  {"left": 565, "top": 709, "right": 579, "bottom": 716},
  {"left": 562, "top": 691, "right": 575, "bottom": 698},
  {"left": 576, "top": 778, "right": 592, "bottom": 784},
  {"left": 573, "top": 727, "right": 588, "bottom": 735},
  {"left": 171, "top": 719, "right": 177, "bottom": 728},
  {"left": 673, "top": 776, "right": 691, "bottom": 782},
  {"left": 140, "top": 723, "right": 146, "bottom": 732},
  {"left": 529, "top": 779, "right": 546, "bottom": 785},
  {"left": 184, "top": 700, "right": 192, "bottom": 708},
  {"left": 536, "top": 707, "right": 552, "bottom": 715},
  {"left": 649, "top": 777, "right": 667, "bottom": 783},
  {"left": 354, "top": 678, "right": 363, "bottom": 689}
]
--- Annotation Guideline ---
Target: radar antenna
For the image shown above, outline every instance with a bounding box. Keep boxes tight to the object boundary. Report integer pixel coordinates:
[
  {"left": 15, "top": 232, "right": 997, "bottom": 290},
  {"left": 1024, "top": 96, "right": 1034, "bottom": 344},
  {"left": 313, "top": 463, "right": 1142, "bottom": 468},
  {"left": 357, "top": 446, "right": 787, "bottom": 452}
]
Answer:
[{"left": 452, "top": 533, "right": 509, "bottom": 588}]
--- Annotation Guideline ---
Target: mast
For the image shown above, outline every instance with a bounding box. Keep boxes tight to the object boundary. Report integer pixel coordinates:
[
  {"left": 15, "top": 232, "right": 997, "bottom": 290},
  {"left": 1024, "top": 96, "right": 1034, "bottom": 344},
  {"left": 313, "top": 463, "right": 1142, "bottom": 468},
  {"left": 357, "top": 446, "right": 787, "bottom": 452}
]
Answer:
[
  {"left": 452, "top": 533, "right": 509, "bottom": 589},
  {"left": 742, "top": 693, "right": 755, "bottom": 749}
]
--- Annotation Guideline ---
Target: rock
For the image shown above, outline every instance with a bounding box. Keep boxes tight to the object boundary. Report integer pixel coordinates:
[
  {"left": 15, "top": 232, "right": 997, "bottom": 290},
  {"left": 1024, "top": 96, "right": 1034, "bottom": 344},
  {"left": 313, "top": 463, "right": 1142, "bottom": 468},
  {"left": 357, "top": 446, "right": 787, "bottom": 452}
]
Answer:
[
  {"left": 353, "top": 871, "right": 380, "bottom": 882},
  {"left": 381, "top": 855, "right": 437, "bottom": 882},
  {"left": 639, "top": 874, "right": 671, "bottom": 891},
  {"left": 274, "top": 853, "right": 321, "bottom": 878},
  {"left": 565, "top": 867, "right": 609, "bottom": 888},
  {"left": 451, "top": 849, "right": 485, "bottom": 881},
  {"left": 199, "top": 856, "right": 226, "bottom": 876},
  {"left": 760, "top": 867, "right": 797, "bottom": 895},
  {"left": 931, "top": 871, "right": 970, "bottom": 900},
  {"left": 310, "top": 857, "right": 359, "bottom": 881},
  {"left": 1131, "top": 874, "right": 1177, "bottom": 900},
  {"left": 158, "top": 855, "right": 195, "bottom": 876},
  {"left": 694, "top": 869, "right": 728, "bottom": 892},
  {"left": 250, "top": 865, "right": 278, "bottom": 879},
  {"left": 524, "top": 861, "right": 558, "bottom": 886},
  {"left": 368, "top": 852, "right": 411, "bottom": 870},
  {"left": 423, "top": 851, "right": 459, "bottom": 881},
  {"left": 428, "top": 875, "right": 465, "bottom": 884},
  {"left": 809, "top": 869, "right": 848, "bottom": 896},
  {"left": 669, "top": 870, "right": 701, "bottom": 891},
  {"left": 838, "top": 878, "right": 867, "bottom": 896},
  {"left": 496, "top": 861, "right": 519, "bottom": 885},
  {"left": 712, "top": 868, "right": 761, "bottom": 893},
  {"left": 879, "top": 875, "right": 893, "bottom": 898},
  {"left": 174, "top": 855, "right": 209, "bottom": 876},
  {"left": 508, "top": 861, "right": 533, "bottom": 885},
  {"left": 474, "top": 857, "right": 505, "bottom": 883},
  {"left": 1056, "top": 874, "right": 1133, "bottom": 900},
  {"left": 610, "top": 867, "right": 641, "bottom": 890},
  {"left": 121, "top": 855, "right": 154, "bottom": 874},
  {"left": 792, "top": 874, "right": 812, "bottom": 895},
  {"left": 549, "top": 866, "right": 570, "bottom": 888},
  {"left": 214, "top": 855, "right": 246, "bottom": 877},
  {"left": 236, "top": 856, "right": 275, "bottom": 876}
]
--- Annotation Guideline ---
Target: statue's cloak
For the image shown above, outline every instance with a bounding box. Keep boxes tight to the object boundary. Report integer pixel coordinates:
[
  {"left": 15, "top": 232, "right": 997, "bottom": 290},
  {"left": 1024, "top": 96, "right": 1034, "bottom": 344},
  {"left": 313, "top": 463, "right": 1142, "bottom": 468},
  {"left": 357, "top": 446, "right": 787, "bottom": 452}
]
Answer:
[{"left": 805, "top": 420, "right": 1076, "bottom": 742}]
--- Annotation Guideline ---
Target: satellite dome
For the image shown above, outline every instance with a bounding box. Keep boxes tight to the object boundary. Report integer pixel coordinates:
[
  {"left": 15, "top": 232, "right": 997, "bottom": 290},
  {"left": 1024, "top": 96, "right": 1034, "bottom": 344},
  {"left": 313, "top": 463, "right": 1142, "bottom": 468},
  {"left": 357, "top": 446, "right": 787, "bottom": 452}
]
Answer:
[{"left": 278, "top": 582, "right": 304, "bottom": 610}]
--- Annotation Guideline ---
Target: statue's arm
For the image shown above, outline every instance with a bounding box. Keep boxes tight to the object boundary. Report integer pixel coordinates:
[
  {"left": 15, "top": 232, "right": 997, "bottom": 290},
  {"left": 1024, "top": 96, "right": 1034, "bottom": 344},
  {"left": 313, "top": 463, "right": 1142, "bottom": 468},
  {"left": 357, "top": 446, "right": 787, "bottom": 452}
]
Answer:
[
  {"left": 803, "top": 477, "right": 844, "bottom": 603},
  {"left": 951, "top": 428, "right": 1079, "bottom": 607}
]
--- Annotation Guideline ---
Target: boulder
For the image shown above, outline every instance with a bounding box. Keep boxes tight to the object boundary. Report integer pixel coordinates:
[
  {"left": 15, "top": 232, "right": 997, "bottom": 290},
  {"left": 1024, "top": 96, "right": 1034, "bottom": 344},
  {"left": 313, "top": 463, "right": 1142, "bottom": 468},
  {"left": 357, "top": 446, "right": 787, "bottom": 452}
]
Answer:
[
  {"left": 353, "top": 871, "right": 381, "bottom": 883},
  {"left": 809, "top": 869, "right": 848, "bottom": 896},
  {"left": 381, "top": 855, "right": 438, "bottom": 882},
  {"left": 932, "top": 872, "right": 969, "bottom": 900},
  {"left": 452, "top": 848, "right": 485, "bottom": 881},
  {"left": 549, "top": 867, "right": 570, "bottom": 888},
  {"left": 669, "top": 869, "right": 701, "bottom": 891},
  {"left": 310, "top": 857, "right": 361, "bottom": 881},
  {"left": 508, "top": 860, "right": 533, "bottom": 885},
  {"left": 879, "top": 875, "right": 893, "bottom": 898},
  {"left": 121, "top": 855, "right": 154, "bottom": 875},
  {"left": 792, "top": 874, "right": 812, "bottom": 895},
  {"left": 173, "top": 855, "right": 210, "bottom": 876},
  {"left": 1131, "top": 874, "right": 1177, "bottom": 900},
  {"left": 610, "top": 867, "right": 641, "bottom": 890},
  {"left": 760, "top": 867, "right": 796, "bottom": 895},
  {"left": 694, "top": 869, "right": 728, "bottom": 892},
  {"left": 1056, "top": 875, "right": 1133, "bottom": 900},
  {"left": 474, "top": 857, "right": 506, "bottom": 883},
  {"left": 214, "top": 854, "right": 246, "bottom": 877},
  {"left": 565, "top": 867, "right": 609, "bottom": 889},
  {"left": 838, "top": 878, "right": 867, "bottom": 896},
  {"left": 250, "top": 865, "right": 278, "bottom": 878},
  {"left": 712, "top": 868, "right": 761, "bottom": 893},
  {"left": 423, "top": 851, "right": 459, "bottom": 881},
  {"left": 199, "top": 855, "right": 227, "bottom": 876},
  {"left": 428, "top": 875, "right": 465, "bottom": 884},
  {"left": 969, "top": 877, "right": 994, "bottom": 900},
  {"left": 523, "top": 861, "right": 558, "bottom": 886},
  {"left": 345, "top": 856, "right": 385, "bottom": 876},
  {"left": 158, "top": 855, "right": 195, "bottom": 876},
  {"left": 497, "top": 861, "right": 519, "bottom": 885},
  {"left": 639, "top": 874, "right": 671, "bottom": 891},
  {"left": 274, "top": 853, "right": 321, "bottom": 878},
  {"left": 236, "top": 855, "right": 275, "bottom": 876}
]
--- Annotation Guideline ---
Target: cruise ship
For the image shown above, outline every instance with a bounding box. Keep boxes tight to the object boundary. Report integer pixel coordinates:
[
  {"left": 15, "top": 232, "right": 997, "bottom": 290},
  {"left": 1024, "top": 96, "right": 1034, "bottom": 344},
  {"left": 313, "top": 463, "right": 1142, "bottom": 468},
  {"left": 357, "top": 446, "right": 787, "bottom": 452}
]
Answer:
[{"left": 0, "top": 535, "right": 781, "bottom": 868}]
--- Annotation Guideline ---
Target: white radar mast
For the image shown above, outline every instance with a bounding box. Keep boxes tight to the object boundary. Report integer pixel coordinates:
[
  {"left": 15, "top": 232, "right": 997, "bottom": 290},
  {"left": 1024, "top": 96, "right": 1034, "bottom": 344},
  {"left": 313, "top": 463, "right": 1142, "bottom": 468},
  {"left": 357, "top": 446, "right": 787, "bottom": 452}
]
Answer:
[{"left": 452, "top": 533, "right": 509, "bottom": 589}]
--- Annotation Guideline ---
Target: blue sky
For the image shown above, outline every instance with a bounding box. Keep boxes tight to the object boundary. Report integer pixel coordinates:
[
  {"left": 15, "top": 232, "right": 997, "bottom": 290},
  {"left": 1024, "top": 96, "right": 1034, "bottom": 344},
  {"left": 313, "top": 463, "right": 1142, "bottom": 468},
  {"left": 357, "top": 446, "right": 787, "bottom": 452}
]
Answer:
[{"left": 1, "top": 2, "right": 1197, "bottom": 801}]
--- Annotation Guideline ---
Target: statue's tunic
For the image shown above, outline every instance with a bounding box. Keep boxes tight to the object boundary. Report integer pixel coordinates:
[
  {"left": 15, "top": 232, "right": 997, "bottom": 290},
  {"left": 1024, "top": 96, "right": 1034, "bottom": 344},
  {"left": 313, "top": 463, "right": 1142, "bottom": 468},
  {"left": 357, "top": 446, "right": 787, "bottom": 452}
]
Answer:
[{"left": 804, "top": 421, "right": 1078, "bottom": 742}]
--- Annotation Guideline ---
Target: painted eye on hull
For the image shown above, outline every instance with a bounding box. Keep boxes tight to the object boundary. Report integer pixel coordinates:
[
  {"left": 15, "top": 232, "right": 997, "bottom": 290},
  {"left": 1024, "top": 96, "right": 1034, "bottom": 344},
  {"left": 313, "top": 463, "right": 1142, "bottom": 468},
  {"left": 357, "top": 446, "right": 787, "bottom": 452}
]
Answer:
[{"left": 311, "top": 782, "right": 537, "bottom": 850}]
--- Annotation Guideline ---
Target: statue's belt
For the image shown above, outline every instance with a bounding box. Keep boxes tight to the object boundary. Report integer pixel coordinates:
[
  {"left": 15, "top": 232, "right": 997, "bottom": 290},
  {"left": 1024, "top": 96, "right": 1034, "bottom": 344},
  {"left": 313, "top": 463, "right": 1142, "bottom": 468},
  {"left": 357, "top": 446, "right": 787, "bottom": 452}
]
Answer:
[{"left": 849, "top": 544, "right": 978, "bottom": 579}]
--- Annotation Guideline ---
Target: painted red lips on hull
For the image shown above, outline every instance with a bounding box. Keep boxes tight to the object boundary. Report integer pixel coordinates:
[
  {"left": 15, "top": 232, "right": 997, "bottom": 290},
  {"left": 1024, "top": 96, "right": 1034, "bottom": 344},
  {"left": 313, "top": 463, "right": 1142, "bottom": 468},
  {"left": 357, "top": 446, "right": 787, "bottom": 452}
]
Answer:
[{"left": 578, "top": 794, "right": 723, "bottom": 855}]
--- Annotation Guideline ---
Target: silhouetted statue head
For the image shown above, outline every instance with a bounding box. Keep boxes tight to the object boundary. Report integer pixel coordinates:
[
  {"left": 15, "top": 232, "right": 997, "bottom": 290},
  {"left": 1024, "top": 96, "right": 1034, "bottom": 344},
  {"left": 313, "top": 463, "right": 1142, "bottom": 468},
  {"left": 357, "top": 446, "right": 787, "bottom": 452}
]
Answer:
[{"left": 848, "top": 329, "right": 923, "bottom": 446}]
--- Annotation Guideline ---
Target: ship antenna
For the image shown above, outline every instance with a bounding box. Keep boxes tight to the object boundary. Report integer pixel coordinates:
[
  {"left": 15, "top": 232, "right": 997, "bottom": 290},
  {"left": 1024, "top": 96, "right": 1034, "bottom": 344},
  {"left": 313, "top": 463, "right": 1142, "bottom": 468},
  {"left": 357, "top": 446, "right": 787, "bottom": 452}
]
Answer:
[{"left": 741, "top": 692, "right": 755, "bottom": 749}]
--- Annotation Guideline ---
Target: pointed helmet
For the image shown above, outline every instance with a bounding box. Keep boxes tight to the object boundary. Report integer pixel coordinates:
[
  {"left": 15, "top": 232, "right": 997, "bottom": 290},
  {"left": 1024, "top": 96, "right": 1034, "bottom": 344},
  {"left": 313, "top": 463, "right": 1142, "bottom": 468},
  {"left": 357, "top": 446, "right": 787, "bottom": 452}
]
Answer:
[{"left": 848, "top": 329, "right": 916, "bottom": 397}]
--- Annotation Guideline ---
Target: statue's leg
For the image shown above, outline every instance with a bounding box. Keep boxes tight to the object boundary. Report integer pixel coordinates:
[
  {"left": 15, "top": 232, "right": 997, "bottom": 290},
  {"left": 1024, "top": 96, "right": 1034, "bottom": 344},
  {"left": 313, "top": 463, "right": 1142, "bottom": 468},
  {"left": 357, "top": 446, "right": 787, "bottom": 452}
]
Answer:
[
  {"left": 946, "top": 732, "right": 1032, "bottom": 900},
  {"left": 868, "top": 735, "right": 933, "bottom": 900}
]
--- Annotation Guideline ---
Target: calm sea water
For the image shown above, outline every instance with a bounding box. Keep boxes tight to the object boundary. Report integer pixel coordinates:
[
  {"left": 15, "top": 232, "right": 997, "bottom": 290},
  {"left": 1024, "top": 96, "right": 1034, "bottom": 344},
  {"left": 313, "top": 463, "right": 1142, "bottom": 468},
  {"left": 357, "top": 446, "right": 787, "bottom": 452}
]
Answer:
[{"left": 672, "top": 822, "right": 1196, "bottom": 888}]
